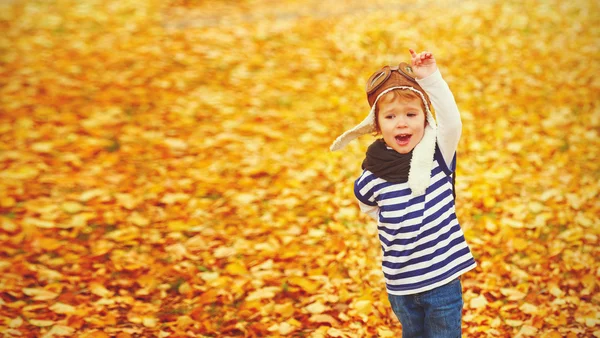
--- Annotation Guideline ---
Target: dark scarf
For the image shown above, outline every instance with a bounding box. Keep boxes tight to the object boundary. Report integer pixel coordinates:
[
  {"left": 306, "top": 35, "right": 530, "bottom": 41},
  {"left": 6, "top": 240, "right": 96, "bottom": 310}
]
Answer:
[{"left": 362, "top": 139, "right": 412, "bottom": 183}]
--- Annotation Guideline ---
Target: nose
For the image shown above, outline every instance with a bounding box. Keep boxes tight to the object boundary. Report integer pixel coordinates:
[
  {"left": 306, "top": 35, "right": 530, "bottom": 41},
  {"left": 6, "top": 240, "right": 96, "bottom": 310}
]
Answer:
[{"left": 395, "top": 115, "right": 408, "bottom": 128}]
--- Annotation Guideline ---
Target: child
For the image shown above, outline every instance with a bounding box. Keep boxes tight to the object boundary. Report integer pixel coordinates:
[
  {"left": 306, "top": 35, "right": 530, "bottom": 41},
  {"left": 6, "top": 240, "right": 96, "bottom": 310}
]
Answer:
[{"left": 330, "top": 49, "right": 477, "bottom": 337}]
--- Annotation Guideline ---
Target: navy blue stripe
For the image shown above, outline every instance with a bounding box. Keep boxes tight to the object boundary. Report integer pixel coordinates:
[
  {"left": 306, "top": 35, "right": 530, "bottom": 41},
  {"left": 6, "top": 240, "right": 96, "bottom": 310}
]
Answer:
[
  {"left": 354, "top": 173, "right": 379, "bottom": 206},
  {"left": 434, "top": 143, "right": 455, "bottom": 175},
  {"left": 378, "top": 212, "right": 457, "bottom": 246},
  {"left": 386, "top": 257, "right": 475, "bottom": 292},
  {"left": 380, "top": 194, "right": 426, "bottom": 213},
  {"left": 384, "top": 247, "right": 471, "bottom": 280},
  {"left": 378, "top": 187, "right": 412, "bottom": 201},
  {"left": 355, "top": 172, "right": 377, "bottom": 191},
  {"left": 378, "top": 178, "right": 451, "bottom": 218},
  {"left": 430, "top": 164, "right": 443, "bottom": 178},
  {"left": 354, "top": 180, "right": 377, "bottom": 206},
  {"left": 379, "top": 195, "right": 453, "bottom": 225},
  {"left": 422, "top": 198, "right": 454, "bottom": 224},
  {"left": 382, "top": 235, "right": 464, "bottom": 270},
  {"left": 379, "top": 207, "right": 424, "bottom": 224},
  {"left": 424, "top": 173, "right": 451, "bottom": 195},
  {"left": 373, "top": 181, "right": 395, "bottom": 193},
  {"left": 377, "top": 171, "right": 445, "bottom": 201},
  {"left": 425, "top": 188, "right": 452, "bottom": 209},
  {"left": 382, "top": 223, "right": 461, "bottom": 258},
  {"left": 378, "top": 221, "right": 423, "bottom": 236}
]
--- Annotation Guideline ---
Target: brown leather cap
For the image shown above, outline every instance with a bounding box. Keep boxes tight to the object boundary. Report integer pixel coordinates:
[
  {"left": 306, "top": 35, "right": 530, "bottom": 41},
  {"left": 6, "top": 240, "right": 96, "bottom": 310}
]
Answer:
[{"left": 366, "top": 62, "right": 432, "bottom": 108}]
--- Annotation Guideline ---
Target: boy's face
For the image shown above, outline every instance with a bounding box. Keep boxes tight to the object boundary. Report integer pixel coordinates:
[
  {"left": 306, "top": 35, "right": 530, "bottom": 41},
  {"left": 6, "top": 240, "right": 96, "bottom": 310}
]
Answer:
[{"left": 377, "top": 96, "right": 426, "bottom": 154}]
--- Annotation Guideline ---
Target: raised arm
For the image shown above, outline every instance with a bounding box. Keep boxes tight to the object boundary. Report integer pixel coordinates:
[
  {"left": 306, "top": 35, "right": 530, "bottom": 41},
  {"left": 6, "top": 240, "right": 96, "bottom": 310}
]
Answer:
[{"left": 409, "top": 49, "right": 462, "bottom": 168}]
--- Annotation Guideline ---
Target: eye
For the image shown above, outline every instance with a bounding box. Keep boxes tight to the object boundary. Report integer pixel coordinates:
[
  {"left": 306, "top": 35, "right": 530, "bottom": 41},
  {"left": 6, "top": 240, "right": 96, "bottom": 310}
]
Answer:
[
  {"left": 385, "top": 114, "right": 395, "bottom": 119},
  {"left": 407, "top": 113, "right": 417, "bottom": 117}
]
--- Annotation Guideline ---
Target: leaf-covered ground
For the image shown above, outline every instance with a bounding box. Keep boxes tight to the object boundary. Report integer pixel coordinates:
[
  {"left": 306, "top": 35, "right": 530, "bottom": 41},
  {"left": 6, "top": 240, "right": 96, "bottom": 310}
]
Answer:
[{"left": 1, "top": 0, "right": 599, "bottom": 336}]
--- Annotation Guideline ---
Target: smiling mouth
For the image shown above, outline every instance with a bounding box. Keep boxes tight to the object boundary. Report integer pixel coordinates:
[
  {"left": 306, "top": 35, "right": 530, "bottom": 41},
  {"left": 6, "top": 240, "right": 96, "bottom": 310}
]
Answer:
[{"left": 395, "top": 134, "right": 412, "bottom": 145}]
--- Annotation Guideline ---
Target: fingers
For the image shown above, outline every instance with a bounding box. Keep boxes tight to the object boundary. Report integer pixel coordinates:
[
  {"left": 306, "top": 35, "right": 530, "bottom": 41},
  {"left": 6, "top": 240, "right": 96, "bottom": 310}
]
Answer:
[{"left": 408, "top": 49, "right": 434, "bottom": 66}]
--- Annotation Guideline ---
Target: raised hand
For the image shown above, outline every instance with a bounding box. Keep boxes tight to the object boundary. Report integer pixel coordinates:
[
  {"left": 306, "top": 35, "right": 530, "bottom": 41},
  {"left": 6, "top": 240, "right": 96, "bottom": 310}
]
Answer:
[{"left": 409, "top": 48, "right": 437, "bottom": 79}]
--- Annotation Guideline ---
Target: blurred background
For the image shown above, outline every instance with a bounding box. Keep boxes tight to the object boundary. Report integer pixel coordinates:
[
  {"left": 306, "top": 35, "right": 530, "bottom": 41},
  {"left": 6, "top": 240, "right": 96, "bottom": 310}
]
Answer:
[{"left": 1, "top": 0, "right": 599, "bottom": 336}]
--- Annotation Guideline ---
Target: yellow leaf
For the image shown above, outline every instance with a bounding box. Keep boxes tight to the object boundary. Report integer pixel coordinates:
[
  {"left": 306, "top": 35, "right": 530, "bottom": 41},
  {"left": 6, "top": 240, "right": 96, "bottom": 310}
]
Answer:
[
  {"left": 353, "top": 299, "right": 372, "bottom": 316},
  {"left": 1, "top": 197, "right": 16, "bottom": 208},
  {"left": 469, "top": 294, "right": 488, "bottom": 309},
  {"left": 274, "top": 302, "right": 295, "bottom": 318},
  {"left": 377, "top": 327, "right": 395, "bottom": 338},
  {"left": 0, "top": 167, "right": 38, "bottom": 180},
  {"left": 517, "top": 325, "right": 538, "bottom": 336},
  {"left": 49, "top": 302, "right": 76, "bottom": 314},
  {"left": 79, "top": 189, "right": 106, "bottom": 202},
  {"left": 540, "top": 331, "right": 563, "bottom": 338},
  {"left": 164, "top": 138, "right": 188, "bottom": 150},
  {"left": 548, "top": 283, "right": 564, "bottom": 297},
  {"left": 483, "top": 196, "right": 496, "bottom": 208},
  {"left": 91, "top": 240, "right": 114, "bottom": 256},
  {"left": 9, "top": 316, "right": 23, "bottom": 328},
  {"left": 245, "top": 286, "right": 280, "bottom": 301},
  {"left": 199, "top": 272, "right": 219, "bottom": 282},
  {"left": 41, "top": 325, "right": 75, "bottom": 338},
  {"left": 268, "top": 322, "right": 295, "bottom": 335},
  {"left": 31, "top": 142, "right": 53, "bottom": 153},
  {"left": 36, "top": 238, "right": 62, "bottom": 251},
  {"left": 528, "top": 201, "right": 544, "bottom": 213},
  {"left": 23, "top": 217, "right": 56, "bottom": 229},
  {"left": 1, "top": 218, "right": 17, "bottom": 232},
  {"left": 519, "top": 302, "right": 538, "bottom": 314},
  {"left": 128, "top": 212, "right": 150, "bottom": 226},
  {"left": 29, "top": 319, "right": 55, "bottom": 327},
  {"left": 278, "top": 322, "right": 295, "bottom": 335},
  {"left": 506, "top": 319, "right": 523, "bottom": 327},
  {"left": 115, "top": 193, "right": 138, "bottom": 209},
  {"left": 175, "top": 315, "right": 194, "bottom": 330},
  {"left": 61, "top": 201, "right": 83, "bottom": 214},
  {"left": 287, "top": 318, "right": 302, "bottom": 327},
  {"left": 225, "top": 262, "right": 249, "bottom": 275},
  {"left": 288, "top": 276, "right": 320, "bottom": 293},
  {"left": 178, "top": 282, "right": 193, "bottom": 296},
  {"left": 89, "top": 282, "right": 113, "bottom": 298},
  {"left": 167, "top": 220, "right": 190, "bottom": 232},
  {"left": 309, "top": 314, "right": 338, "bottom": 325},
  {"left": 557, "top": 228, "right": 583, "bottom": 242},
  {"left": 305, "top": 301, "right": 327, "bottom": 314},
  {"left": 143, "top": 317, "right": 157, "bottom": 328},
  {"left": 161, "top": 193, "right": 190, "bottom": 205},
  {"left": 582, "top": 274, "right": 597, "bottom": 290},
  {"left": 566, "top": 193, "right": 583, "bottom": 209},
  {"left": 502, "top": 217, "right": 524, "bottom": 229},
  {"left": 104, "top": 226, "right": 139, "bottom": 242},
  {"left": 500, "top": 288, "right": 526, "bottom": 301},
  {"left": 68, "top": 212, "right": 95, "bottom": 228},
  {"left": 484, "top": 217, "right": 498, "bottom": 233},
  {"left": 327, "top": 328, "right": 345, "bottom": 337},
  {"left": 213, "top": 246, "right": 237, "bottom": 258},
  {"left": 22, "top": 288, "right": 59, "bottom": 301},
  {"left": 234, "top": 193, "right": 255, "bottom": 205},
  {"left": 512, "top": 238, "right": 528, "bottom": 251},
  {"left": 575, "top": 213, "right": 594, "bottom": 227}
]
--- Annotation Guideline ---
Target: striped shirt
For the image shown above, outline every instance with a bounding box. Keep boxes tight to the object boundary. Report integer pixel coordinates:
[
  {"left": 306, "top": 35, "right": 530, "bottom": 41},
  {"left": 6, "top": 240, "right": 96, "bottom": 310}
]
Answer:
[{"left": 354, "top": 143, "right": 477, "bottom": 295}]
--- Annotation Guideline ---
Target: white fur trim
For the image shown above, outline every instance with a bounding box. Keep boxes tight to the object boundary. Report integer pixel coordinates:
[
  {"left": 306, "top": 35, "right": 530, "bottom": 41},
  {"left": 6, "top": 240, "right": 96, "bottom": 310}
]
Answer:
[
  {"left": 408, "top": 124, "right": 436, "bottom": 195},
  {"left": 330, "top": 86, "right": 437, "bottom": 196}
]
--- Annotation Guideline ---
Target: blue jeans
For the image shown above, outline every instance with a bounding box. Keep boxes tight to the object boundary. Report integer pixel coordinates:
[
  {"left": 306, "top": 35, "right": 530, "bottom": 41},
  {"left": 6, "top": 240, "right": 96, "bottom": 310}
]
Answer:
[{"left": 388, "top": 278, "right": 463, "bottom": 338}]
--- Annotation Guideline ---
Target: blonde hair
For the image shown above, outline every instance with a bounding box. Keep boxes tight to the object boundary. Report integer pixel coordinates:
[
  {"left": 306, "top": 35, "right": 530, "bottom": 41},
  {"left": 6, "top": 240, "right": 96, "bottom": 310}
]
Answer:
[{"left": 373, "top": 89, "right": 427, "bottom": 134}]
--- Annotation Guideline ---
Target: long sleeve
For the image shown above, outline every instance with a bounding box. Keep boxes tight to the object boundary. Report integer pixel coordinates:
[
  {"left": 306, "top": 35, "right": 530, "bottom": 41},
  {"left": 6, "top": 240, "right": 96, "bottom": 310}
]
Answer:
[
  {"left": 358, "top": 200, "right": 379, "bottom": 221},
  {"left": 416, "top": 69, "right": 462, "bottom": 168}
]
